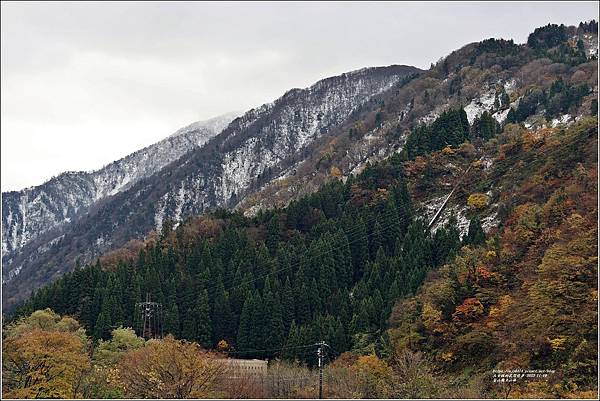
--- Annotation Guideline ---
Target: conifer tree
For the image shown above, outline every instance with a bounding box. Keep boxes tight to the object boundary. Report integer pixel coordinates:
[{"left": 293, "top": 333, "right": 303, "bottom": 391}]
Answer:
[
  {"left": 262, "top": 281, "right": 285, "bottom": 354},
  {"left": 255, "top": 245, "right": 273, "bottom": 290},
  {"left": 230, "top": 267, "right": 251, "bottom": 313},
  {"left": 382, "top": 197, "right": 402, "bottom": 252},
  {"left": 212, "top": 281, "right": 233, "bottom": 344},
  {"left": 94, "top": 306, "right": 112, "bottom": 340},
  {"left": 193, "top": 289, "right": 212, "bottom": 348},
  {"left": 266, "top": 215, "right": 280, "bottom": 256},
  {"left": 284, "top": 321, "right": 300, "bottom": 360},
  {"left": 121, "top": 270, "right": 137, "bottom": 329},
  {"left": 131, "top": 277, "right": 143, "bottom": 327},
  {"left": 331, "top": 229, "right": 353, "bottom": 287},
  {"left": 164, "top": 302, "right": 180, "bottom": 337},
  {"left": 473, "top": 111, "right": 499, "bottom": 140},
  {"left": 387, "top": 279, "right": 401, "bottom": 308},
  {"left": 372, "top": 289, "right": 385, "bottom": 327},
  {"left": 281, "top": 277, "right": 295, "bottom": 330},
  {"left": 181, "top": 307, "right": 196, "bottom": 341},
  {"left": 464, "top": 217, "right": 486, "bottom": 246},
  {"left": 236, "top": 292, "right": 253, "bottom": 351},
  {"left": 370, "top": 219, "right": 384, "bottom": 260},
  {"left": 445, "top": 215, "right": 462, "bottom": 260},
  {"left": 347, "top": 216, "right": 369, "bottom": 280},
  {"left": 295, "top": 281, "right": 311, "bottom": 325},
  {"left": 309, "top": 278, "right": 321, "bottom": 318},
  {"left": 351, "top": 301, "right": 371, "bottom": 334},
  {"left": 317, "top": 239, "right": 337, "bottom": 303},
  {"left": 332, "top": 317, "right": 347, "bottom": 356},
  {"left": 393, "top": 181, "right": 413, "bottom": 235}
]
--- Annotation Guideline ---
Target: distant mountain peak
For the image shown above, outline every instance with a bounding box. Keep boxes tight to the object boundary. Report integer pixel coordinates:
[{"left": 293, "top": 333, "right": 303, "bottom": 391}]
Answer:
[
  {"left": 169, "top": 111, "right": 243, "bottom": 140},
  {"left": 1, "top": 112, "right": 240, "bottom": 258}
]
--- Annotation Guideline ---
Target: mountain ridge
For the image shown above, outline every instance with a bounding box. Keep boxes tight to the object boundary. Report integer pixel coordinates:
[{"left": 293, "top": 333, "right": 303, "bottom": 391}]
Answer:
[
  {"left": 2, "top": 64, "right": 421, "bottom": 308},
  {"left": 1, "top": 112, "right": 240, "bottom": 259}
]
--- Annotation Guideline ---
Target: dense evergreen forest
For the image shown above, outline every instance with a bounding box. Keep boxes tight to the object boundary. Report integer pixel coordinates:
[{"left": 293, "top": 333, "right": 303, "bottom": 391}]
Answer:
[{"left": 13, "top": 107, "right": 490, "bottom": 364}]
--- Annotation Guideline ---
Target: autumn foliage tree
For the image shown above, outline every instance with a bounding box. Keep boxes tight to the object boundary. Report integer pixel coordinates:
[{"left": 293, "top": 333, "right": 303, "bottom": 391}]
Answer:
[
  {"left": 348, "top": 354, "right": 394, "bottom": 398},
  {"left": 115, "top": 335, "right": 224, "bottom": 398},
  {"left": 2, "top": 309, "right": 91, "bottom": 399},
  {"left": 3, "top": 330, "right": 91, "bottom": 399}
]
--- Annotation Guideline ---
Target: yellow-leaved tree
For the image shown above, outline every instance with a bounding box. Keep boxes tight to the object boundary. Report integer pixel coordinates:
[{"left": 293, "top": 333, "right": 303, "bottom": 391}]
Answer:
[
  {"left": 115, "top": 335, "right": 224, "bottom": 398},
  {"left": 2, "top": 309, "right": 91, "bottom": 399},
  {"left": 348, "top": 354, "right": 394, "bottom": 398}
]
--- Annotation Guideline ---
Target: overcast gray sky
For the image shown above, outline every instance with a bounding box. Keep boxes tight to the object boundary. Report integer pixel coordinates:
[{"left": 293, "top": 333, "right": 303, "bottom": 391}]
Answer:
[{"left": 1, "top": 1, "right": 597, "bottom": 191}]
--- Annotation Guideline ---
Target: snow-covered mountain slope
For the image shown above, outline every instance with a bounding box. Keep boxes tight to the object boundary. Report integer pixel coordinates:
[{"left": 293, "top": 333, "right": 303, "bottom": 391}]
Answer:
[
  {"left": 2, "top": 65, "right": 420, "bottom": 308},
  {"left": 138, "top": 65, "right": 421, "bottom": 232},
  {"left": 4, "top": 22, "right": 597, "bottom": 312},
  {"left": 237, "top": 33, "right": 598, "bottom": 216},
  {"left": 1, "top": 112, "right": 239, "bottom": 259}
]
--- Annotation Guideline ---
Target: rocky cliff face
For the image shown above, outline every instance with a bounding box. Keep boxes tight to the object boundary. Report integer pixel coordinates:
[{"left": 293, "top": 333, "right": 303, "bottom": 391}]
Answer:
[
  {"left": 2, "top": 65, "right": 420, "bottom": 307},
  {"left": 2, "top": 113, "right": 238, "bottom": 263}
]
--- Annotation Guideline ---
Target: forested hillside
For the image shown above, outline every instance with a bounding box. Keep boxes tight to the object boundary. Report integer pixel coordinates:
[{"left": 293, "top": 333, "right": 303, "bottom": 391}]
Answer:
[
  {"left": 12, "top": 120, "right": 465, "bottom": 362},
  {"left": 387, "top": 116, "right": 598, "bottom": 398},
  {"left": 9, "top": 109, "right": 598, "bottom": 396},
  {"left": 3, "top": 21, "right": 598, "bottom": 399}
]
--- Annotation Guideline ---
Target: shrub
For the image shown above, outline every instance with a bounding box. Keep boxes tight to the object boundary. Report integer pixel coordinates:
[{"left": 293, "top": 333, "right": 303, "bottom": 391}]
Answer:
[{"left": 467, "top": 193, "right": 489, "bottom": 210}]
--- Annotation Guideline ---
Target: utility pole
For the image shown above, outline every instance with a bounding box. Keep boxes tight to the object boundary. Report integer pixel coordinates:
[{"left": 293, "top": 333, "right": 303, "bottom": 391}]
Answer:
[
  {"left": 316, "top": 341, "right": 329, "bottom": 399},
  {"left": 136, "top": 293, "right": 164, "bottom": 340}
]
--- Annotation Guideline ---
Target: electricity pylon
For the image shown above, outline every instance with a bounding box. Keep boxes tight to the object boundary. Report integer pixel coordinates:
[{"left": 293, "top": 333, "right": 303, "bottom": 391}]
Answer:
[{"left": 135, "top": 293, "right": 164, "bottom": 339}]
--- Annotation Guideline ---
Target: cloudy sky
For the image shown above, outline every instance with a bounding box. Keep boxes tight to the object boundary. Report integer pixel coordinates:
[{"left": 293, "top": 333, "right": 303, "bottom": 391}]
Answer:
[{"left": 1, "top": 1, "right": 597, "bottom": 191}]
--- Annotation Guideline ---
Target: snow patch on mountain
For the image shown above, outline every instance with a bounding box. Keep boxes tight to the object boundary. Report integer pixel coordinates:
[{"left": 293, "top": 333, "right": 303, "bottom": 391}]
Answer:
[
  {"left": 481, "top": 210, "right": 499, "bottom": 232},
  {"left": 3, "top": 265, "right": 22, "bottom": 284},
  {"left": 550, "top": 114, "right": 573, "bottom": 127},
  {"left": 492, "top": 108, "right": 510, "bottom": 123},
  {"left": 582, "top": 33, "right": 598, "bottom": 57},
  {"left": 464, "top": 89, "right": 496, "bottom": 124},
  {"left": 418, "top": 111, "right": 440, "bottom": 125},
  {"left": 503, "top": 78, "right": 517, "bottom": 94}
]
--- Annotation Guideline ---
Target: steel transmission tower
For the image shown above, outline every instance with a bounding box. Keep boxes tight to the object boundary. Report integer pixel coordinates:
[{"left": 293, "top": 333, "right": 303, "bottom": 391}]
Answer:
[{"left": 135, "top": 293, "right": 164, "bottom": 339}]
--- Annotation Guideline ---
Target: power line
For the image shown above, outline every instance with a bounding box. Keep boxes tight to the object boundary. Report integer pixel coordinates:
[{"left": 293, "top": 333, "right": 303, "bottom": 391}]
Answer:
[
  {"left": 119, "top": 205, "right": 403, "bottom": 338},
  {"left": 87, "top": 157, "right": 474, "bottom": 346},
  {"left": 220, "top": 209, "right": 404, "bottom": 294},
  {"left": 169, "top": 137, "right": 498, "bottom": 302},
  {"left": 227, "top": 343, "right": 317, "bottom": 355}
]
